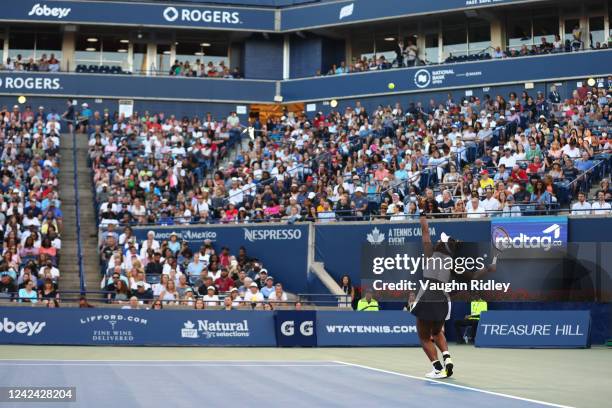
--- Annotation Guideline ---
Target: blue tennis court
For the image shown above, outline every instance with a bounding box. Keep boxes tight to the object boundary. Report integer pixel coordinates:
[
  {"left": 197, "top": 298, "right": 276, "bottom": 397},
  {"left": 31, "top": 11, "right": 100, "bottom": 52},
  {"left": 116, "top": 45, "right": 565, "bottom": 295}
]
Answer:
[{"left": 0, "top": 360, "right": 568, "bottom": 408}]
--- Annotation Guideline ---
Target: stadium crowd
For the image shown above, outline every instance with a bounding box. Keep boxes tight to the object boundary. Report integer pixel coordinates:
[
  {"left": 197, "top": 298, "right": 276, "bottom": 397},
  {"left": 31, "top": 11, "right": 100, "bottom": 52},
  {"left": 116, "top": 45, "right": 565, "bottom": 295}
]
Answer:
[
  {"left": 90, "top": 80, "right": 611, "bottom": 229},
  {"left": 168, "top": 60, "right": 242, "bottom": 78},
  {"left": 2, "top": 54, "right": 61, "bottom": 72},
  {"left": 98, "top": 228, "right": 288, "bottom": 308},
  {"left": 0, "top": 104, "right": 63, "bottom": 304},
  {"left": 320, "top": 34, "right": 610, "bottom": 77}
]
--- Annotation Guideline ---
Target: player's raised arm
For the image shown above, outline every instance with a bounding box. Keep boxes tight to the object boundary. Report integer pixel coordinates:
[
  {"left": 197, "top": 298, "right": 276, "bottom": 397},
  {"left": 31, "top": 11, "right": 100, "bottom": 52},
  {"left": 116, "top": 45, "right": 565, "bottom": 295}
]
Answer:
[{"left": 420, "top": 214, "right": 433, "bottom": 257}]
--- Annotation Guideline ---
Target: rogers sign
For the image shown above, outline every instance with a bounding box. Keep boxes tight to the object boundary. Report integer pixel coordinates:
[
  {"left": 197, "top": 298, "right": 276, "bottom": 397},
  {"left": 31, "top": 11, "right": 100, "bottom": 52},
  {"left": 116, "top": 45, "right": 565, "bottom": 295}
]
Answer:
[
  {"left": 162, "top": 6, "right": 241, "bottom": 25},
  {"left": 0, "top": 76, "right": 61, "bottom": 90}
]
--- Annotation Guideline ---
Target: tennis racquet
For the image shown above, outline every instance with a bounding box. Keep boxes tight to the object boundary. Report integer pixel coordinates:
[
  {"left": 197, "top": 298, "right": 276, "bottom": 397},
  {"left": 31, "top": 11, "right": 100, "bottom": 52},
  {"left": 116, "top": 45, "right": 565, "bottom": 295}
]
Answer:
[{"left": 491, "top": 225, "right": 510, "bottom": 259}]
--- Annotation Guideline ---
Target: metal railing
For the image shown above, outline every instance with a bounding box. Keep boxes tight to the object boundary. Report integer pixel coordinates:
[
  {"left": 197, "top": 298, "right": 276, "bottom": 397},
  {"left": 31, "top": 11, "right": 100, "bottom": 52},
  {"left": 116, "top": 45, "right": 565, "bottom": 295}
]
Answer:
[{"left": 72, "top": 130, "right": 86, "bottom": 294}]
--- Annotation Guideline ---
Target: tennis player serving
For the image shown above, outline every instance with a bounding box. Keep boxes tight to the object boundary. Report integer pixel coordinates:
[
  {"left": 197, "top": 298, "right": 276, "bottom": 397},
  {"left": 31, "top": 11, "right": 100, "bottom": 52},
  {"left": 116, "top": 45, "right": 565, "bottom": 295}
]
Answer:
[{"left": 411, "top": 215, "right": 497, "bottom": 379}]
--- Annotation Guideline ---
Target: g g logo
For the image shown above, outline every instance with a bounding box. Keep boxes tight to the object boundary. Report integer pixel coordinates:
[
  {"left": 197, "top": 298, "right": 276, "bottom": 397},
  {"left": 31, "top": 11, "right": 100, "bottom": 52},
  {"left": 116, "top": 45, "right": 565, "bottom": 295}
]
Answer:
[
  {"left": 280, "top": 320, "right": 314, "bottom": 336},
  {"left": 299, "top": 321, "right": 314, "bottom": 336},
  {"left": 280, "top": 320, "right": 295, "bottom": 336}
]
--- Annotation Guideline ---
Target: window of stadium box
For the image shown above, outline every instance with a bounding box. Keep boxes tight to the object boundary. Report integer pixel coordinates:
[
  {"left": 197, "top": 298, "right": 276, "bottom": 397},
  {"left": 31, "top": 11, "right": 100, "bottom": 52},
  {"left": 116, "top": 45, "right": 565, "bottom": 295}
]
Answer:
[
  {"left": 506, "top": 10, "right": 558, "bottom": 51},
  {"left": 172, "top": 37, "right": 229, "bottom": 76},
  {"left": 610, "top": 0, "right": 612, "bottom": 40},
  {"left": 75, "top": 34, "right": 129, "bottom": 71},
  {"left": 5, "top": 26, "right": 62, "bottom": 69},
  {"left": 424, "top": 32, "right": 439, "bottom": 64},
  {"left": 350, "top": 23, "right": 418, "bottom": 67},
  {"left": 585, "top": 1, "right": 607, "bottom": 48},
  {"left": 442, "top": 18, "right": 491, "bottom": 59}
]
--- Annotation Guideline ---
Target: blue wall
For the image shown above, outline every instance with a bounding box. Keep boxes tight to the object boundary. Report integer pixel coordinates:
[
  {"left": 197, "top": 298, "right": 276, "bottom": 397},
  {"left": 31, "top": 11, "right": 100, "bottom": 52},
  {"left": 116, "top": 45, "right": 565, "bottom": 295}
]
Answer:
[
  {"left": 290, "top": 36, "right": 322, "bottom": 78},
  {"left": 280, "top": 0, "right": 548, "bottom": 31},
  {"left": 2, "top": 0, "right": 276, "bottom": 31},
  {"left": 132, "top": 224, "right": 310, "bottom": 293},
  {"left": 244, "top": 37, "right": 284, "bottom": 80},
  {"left": 281, "top": 50, "right": 612, "bottom": 102},
  {"left": 0, "top": 72, "right": 276, "bottom": 103},
  {"left": 321, "top": 37, "right": 346, "bottom": 75}
]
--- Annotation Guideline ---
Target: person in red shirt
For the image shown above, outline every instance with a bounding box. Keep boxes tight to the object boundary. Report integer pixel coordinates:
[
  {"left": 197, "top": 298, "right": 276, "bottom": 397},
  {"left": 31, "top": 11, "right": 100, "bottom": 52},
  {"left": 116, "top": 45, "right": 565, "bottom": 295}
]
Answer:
[
  {"left": 527, "top": 156, "right": 544, "bottom": 174},
  {"left": 214, "top": 268, "right": 234, "bottom": 292},
  {"left": 509, "top": 164, "right": 528, "bottom": 183},
  {"left": 219, "top": 247, "right": 231, "bottom": 267}
]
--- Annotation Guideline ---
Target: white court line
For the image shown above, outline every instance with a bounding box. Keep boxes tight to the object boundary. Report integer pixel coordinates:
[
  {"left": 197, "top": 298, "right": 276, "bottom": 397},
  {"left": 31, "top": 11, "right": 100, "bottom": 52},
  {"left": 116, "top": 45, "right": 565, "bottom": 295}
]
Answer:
[
  {"left": 0, "top": 363, "right": 344, "bottom": 367},
  {"left": 334, "top": 361, "right": 573, "bottom": 408},
  {"left": 0, "top": 359, "right": 335, "bottom": 363}
]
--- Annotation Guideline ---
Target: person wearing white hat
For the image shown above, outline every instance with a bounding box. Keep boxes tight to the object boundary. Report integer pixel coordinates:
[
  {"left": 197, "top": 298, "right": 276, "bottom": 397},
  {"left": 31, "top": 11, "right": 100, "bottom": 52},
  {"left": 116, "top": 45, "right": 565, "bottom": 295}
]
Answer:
[
  {"left": 139, "top": 230, "right": 160, "bottom": 259},
  {"left": 243, "top": 281, "right": 264, "bottom": 304},
  {"left": 202, "top": 286, "right": 220, "bottom": 307},
  {"left": 352, "top": 186, "right": 368, "bottom": 218}
]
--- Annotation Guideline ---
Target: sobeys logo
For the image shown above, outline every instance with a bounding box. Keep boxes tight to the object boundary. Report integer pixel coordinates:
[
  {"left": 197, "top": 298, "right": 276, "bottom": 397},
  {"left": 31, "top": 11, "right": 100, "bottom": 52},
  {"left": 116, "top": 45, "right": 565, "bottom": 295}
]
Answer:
[
  {"left": 28, "top": 4, "right": 71, "bottom": 19},
  {"left": 0, "top": 317, "right": 46, "bottom": 336}
]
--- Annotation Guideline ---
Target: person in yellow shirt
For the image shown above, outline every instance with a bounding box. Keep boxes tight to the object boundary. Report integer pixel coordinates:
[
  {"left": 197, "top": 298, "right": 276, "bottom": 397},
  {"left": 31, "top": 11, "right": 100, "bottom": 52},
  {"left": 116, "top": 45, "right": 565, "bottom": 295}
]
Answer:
[
  {"left": 357, "top": 290, "right": 379, "bottom": 311},
  {"left": 479, "top": 170, "right": 495, "bottom": 190},
  {"left": 454, "top": 299, "right": 488, "bottom": 344}
]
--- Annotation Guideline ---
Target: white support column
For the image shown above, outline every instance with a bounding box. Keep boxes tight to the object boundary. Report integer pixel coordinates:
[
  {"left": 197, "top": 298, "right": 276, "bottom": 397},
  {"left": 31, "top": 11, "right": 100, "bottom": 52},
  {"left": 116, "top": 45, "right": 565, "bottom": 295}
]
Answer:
[
  {"left": 61, "top": 31, "right": 75, "bottom": 72},
  {"left": 282, "top": 34, "right": 290, "bottom": 80},
  {"left": 438, "top": 21, "right": 444, "bottom": 64},
  {"left": 146, "top": 42, "right": 157, "bottom": 76},
  {"left": 605, "top": 1, "right": 610, "bottom": 44},
  {"left": 3, "top": 27, "right": 10, "bottom": 63},
  {"left": 127, "top": 43, "right": 134, "bottom": 74},
  {"left": 416, "top": 21, "right": 426, "bottom": 63}
]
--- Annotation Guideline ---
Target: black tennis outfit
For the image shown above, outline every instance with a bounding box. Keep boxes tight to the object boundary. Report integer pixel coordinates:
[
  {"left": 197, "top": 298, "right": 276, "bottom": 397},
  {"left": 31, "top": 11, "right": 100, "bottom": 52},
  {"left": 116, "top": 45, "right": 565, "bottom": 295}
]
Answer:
[{"left": 410, "top": 251, "right": 452, "bottom": 321}]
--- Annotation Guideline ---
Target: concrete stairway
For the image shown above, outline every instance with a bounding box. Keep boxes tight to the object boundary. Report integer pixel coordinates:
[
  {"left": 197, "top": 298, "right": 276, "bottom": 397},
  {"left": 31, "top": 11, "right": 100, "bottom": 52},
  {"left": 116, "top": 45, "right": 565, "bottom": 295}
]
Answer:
[{"left": 57, "top": 133, "right": 101, "bottom": 297}]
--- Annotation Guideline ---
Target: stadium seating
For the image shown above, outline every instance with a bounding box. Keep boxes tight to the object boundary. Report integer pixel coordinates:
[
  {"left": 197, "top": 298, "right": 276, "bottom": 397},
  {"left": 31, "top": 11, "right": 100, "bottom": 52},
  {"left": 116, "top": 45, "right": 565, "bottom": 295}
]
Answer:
[{"left": 0, "top": 107, "right": 63, "bottom": 304}]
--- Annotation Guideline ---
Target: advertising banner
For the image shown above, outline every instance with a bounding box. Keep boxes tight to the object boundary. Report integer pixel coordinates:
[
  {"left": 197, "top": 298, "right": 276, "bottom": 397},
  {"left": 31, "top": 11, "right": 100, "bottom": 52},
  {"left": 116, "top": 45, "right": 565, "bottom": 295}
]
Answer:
[
  {"left": 316, "top": 311, "right": 419, "bottom": 346},
  {"left": 0, "top": 73, "right": 276, "bottom": 104},
  {"left": 0, "top": 308, "right": 276, "bottom": 346},
  {"left": 475, "top": 310, "right": 591, "bottom": 348},
  {"left": 2, "top": 1, "right": 275, "bottom": 31},
  {"left": 0, "top": 308, "right": 597, "bottom": 347},
  {"left": 133, "top": 224, "right": 310, "bottom": 293},
  {"left": 314, "top": 220, "right": 490, "bottom": 285},
  {"left": 275, "top": 311, "right": 317, "bottom": 347},
  {"left": 281, "top": 51, "right": 612, "bottom": 102},
  {"left": 491, "top": 216, "right": 568, "bottom": 251}
]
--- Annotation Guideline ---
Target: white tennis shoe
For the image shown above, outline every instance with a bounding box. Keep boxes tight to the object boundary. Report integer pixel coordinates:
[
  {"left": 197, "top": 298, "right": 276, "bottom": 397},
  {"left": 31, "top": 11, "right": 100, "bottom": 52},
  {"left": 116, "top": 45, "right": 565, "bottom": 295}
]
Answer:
[{"left": 425, "top": 369, "right": 447, "bottom": 379}]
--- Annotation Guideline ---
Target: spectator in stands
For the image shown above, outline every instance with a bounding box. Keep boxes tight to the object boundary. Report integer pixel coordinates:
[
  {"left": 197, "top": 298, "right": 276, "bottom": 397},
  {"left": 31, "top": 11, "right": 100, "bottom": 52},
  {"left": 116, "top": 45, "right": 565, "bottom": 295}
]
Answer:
[
  {"left": 158, "top": 279, "right": 179, "bottom": 304},
  {"left": 219, "top": 296, "right": 232, "bottom": 310},
  {"left": 260, "top": 276, "right": 275, "bottom": 298},
  {"left": 133, "top": 281, "right": 154, "bottom": 303},
  {"left": 0, "top": 272, "right": 17, "bottom": 301},
  {"left": 267, "top": 283, "right": 288, "bottom": 305},
  {"left": 591, "top": 191, "right": 611, "bottom": 215},
  {"left": 244, "top": 281, "right": 264, "bottom": 305},
  {"left": 202, "top": 286, "right": 220, "bottom": 306},
  {"left": 571, "top": 191, "right": 592, "bottom": 215},
  {"left": 108, "top": 279, "right": 130, "bottom": 303}
]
